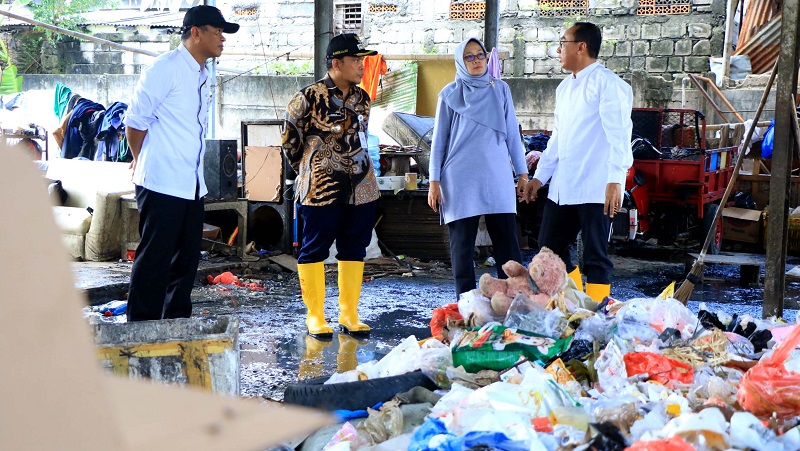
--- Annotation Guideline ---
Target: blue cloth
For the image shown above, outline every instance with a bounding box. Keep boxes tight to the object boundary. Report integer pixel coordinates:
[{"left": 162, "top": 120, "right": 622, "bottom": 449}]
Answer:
[
  {"left": 95, "top": 101, "right": 128, "bottom": 161},
  {"left": 333, "top": 402, "right": 383, "bottom": 421},
  {"left": 762, "top": 118, "right": 775, "bottom": 159},
  {"left": 408, "top": 418, "right": 450, "bottom": 451},
  {"left": 439, "top": 38, "right": 505, "bottom": 136},
  {"left": 61, "top": 98, "right": 105, "bottom": 159}
]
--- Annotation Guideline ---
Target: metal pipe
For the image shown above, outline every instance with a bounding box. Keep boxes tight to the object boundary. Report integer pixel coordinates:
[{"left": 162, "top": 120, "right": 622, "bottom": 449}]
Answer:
[
  {"left": 484, "top": 0, "right": 499, "bottom": 51},
  {"left": 222, "top": 50, "right": 510, "bottom": 60}
]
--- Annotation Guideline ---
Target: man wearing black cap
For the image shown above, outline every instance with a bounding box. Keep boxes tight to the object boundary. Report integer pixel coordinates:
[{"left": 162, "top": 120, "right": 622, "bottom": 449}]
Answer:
[
  {"left": 125, "top": 5, "right": 238, "bottom": 322},
  {"left": 282, "top": 33, "right": 380, "bottom": 338}
]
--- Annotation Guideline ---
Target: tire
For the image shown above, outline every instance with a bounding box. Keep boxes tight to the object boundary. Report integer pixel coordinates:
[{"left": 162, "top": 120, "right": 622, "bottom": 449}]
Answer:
[
  {"left": 283, "top": 370, "right": 437, "bottom": 411},
  {"left": 703, "top": 203, "right": 722, "bottom": 255}
]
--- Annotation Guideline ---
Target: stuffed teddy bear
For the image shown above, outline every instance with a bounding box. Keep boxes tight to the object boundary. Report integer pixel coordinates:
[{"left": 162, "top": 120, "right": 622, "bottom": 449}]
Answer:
[{"left": 478, "top": 247, "right": 568, "bottom": 316}]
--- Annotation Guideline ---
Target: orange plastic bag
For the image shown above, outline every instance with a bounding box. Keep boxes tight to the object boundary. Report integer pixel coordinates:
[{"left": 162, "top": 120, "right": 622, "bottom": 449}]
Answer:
[
  {"left": 623, "top": 352, "right": 694, "bottom": 385},
  {"left": 738, "top": 321, "right": 800, "bottom": 417},
  {"left": 207, "top": 271, "right": 239, "bottom": 285},
  {"left": 430, "top": 303, "right": 463, "bottom": 342},
  {"left": 625, "top": 436, "right": 696, "bottom": 451}
]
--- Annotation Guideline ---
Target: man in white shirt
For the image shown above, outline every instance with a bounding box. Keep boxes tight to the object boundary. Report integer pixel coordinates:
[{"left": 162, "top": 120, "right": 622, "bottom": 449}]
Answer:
[
  {"left": 125, "top": 5, "right": 239, "bottom": 321},
  {"left": 525, "top": 22, "right": 633, "bottom": 302}
]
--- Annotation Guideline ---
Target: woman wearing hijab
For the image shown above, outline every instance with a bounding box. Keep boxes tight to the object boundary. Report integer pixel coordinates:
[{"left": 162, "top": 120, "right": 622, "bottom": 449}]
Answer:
[{"left": 428, "top": 37, "right": 529, "bottom": 299}]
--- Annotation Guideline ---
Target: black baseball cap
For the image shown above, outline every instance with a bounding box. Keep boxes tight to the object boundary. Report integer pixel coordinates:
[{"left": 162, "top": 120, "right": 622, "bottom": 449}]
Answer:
[
  {"left": 182, "top": 5, "right": 239, "bottom": 34},
  {"left": 326, "top": 33, "right": 377, "bottom": 59}
]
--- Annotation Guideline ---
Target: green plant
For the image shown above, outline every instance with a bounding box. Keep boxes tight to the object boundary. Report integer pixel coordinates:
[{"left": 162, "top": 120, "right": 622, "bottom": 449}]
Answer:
[
  {"left": 0, "top": 39, "right": 23, "bottom": 94},
  {"left": 13, "top": 32, "right": 44, "bottom": 74},
  {"left": 24, "top": 0, "right": 118, "bottom": 43},
  {"left": 265, "top": 60, "right": 312, "bottom": 75}
]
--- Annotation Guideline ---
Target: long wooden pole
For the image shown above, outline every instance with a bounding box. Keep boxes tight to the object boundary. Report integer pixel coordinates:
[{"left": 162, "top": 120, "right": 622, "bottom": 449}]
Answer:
[
  {"left": 722, "top": 0, "right": 740, "bottom": 79},
  {"left": 764, "top": 0, "right": 800, "bottom": 318}
]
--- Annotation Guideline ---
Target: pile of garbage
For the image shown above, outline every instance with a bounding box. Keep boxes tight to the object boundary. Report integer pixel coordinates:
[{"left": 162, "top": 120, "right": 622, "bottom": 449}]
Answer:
[{"left": 316, "top": 277, "right": 800, "bottom": 450}]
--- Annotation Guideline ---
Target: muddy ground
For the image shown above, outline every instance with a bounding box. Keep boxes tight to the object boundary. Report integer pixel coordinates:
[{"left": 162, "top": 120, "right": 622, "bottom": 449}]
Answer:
[{"left": 74, "top": 249, "right": 800, "bottom": 402}]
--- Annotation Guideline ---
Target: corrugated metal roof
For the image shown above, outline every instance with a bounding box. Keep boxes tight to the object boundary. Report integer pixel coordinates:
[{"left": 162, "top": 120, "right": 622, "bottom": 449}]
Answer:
[
  {"left": 0, "top": 6, "right": 183, "bottom": 29},
  {"left": 734, "top": 15, "right": 781, "bottom": 74},
  {"left": 78, "top": 10, "right": 183, "bottom": 28}
]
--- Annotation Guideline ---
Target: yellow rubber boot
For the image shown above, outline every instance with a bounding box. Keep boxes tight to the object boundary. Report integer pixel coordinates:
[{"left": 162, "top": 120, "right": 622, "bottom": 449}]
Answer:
[
  {"left": 298, "top": 335, "right": 331, "bottom": 380},
  {"left": 336, "top": 333, "right": 367, "bottom": 373},
  {"left": 337, "top": 260, "right": 370, "bottom": 335},
  {"left": 568, "top": 267, "right": 583, "bottom": 292},
  {"left": 585, "top": 283, "right": 611, "bottom": 302},
  {"left": 298, "top": 262, "right": 333, "bottom": 338}
]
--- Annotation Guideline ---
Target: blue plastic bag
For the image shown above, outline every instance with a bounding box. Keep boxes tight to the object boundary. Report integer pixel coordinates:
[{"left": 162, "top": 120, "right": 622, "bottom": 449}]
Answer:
[{"left": 762, "top": 118, "right": 775, "bottom": 159}]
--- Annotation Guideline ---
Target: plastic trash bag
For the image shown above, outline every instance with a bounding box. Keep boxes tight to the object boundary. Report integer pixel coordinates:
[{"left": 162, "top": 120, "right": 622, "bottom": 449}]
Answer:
[
  {"left": 451, "top": 323, "right": 572, "bottom": 372},
  {"left": 359, "top": 335, "right": 420, "bottom": 379},
  {"left": 458, "top": 289, "right": 503, "bottom": 326},
  {"left": 503, "top": 292, "right": 567, "bottom": 338},
  {"left": 355, "top": 400, "right": 404, "bottom": 448},
  {"left": 616, "top": 298, "right": 698, "bottom": 339},
  {"left": 738, "top": 320, "right": 800, "bottom": 417},
  {"left": 623, "top": 352, "right": 694, "bottom": 386},
  {"left": 429, "top": 303, "right": 463, "bottom": 343},
  {"left": 625, "top": 436, "right": 697, "bottom": 451},
  {"left": 418, "top": 339, "right": 453, "bottom": 388}
]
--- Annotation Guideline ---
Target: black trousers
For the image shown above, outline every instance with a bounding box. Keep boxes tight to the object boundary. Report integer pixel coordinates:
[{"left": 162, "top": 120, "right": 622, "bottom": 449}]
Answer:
[
  {"left": 127, "top": 185, "right": 204, "bottom": 321},
  {"left": 538, "top": 199, "right": 613, "bottom": 285},
  {"left": 297, "top": 201, "right": 378, "bottom": 264},
  {"left": 448, "top": 213, "right": 522, "bottom": 300}
]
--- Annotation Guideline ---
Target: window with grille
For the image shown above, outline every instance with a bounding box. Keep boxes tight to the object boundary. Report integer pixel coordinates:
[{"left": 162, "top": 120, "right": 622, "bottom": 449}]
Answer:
[
  {"left": 450, "top": 2, "right": 486, "bottom": 21},
  {"left": 335, "top": 2, "right": 364, "bottom": 34},
  {"left": 637, "top": 0, "right": 691, "bottom": 15}
]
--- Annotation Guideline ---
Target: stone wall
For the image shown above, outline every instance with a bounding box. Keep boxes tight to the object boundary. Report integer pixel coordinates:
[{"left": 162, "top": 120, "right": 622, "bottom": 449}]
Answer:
[{"left": 45, "top": 0, "right": 723, "bottom": 83}]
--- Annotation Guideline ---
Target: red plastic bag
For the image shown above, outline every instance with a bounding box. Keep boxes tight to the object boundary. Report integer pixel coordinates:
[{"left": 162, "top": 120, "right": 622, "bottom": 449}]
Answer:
[
  {"left": 623, "top": 352, "right": 693, "bottom": 385},
  {"left": 430, "top": 304, "right": 463, "bottom": 342},
  {"left": 738, "top": 321, "right": 800, "bottom": 417},
  {"left": 625, "top": 436, "right": 697, "bottom": 451}
]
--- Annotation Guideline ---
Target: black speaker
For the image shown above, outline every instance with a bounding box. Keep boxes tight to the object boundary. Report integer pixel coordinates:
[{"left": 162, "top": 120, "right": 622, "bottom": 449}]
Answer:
[{"left": 204, "top": 139, "right": 238, "bottom": 201}]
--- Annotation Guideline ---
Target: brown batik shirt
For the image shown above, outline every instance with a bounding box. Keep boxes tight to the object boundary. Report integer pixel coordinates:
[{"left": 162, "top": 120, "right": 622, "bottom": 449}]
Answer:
[{"left": 281, "top": 76, "right": 380, "bottom": 206}]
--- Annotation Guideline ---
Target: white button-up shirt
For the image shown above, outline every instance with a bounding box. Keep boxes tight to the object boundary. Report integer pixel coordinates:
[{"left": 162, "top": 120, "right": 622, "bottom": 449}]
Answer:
[
  {"left": 127, "top": 44, "right": 209, "bottom": 200},
  {"left": 533, "top": 61, "right": 633, "bottom": 205}
]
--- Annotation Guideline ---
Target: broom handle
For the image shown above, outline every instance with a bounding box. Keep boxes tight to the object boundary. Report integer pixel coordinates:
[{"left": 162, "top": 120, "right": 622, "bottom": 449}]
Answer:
[{"left": 697, "top": 59, "right": 778, "bottom": 266}]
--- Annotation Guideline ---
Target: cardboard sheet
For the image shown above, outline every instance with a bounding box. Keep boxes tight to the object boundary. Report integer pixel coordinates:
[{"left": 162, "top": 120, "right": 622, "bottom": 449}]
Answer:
[{"left": 0, "top": 149, "right": 331, "bottom": 450}]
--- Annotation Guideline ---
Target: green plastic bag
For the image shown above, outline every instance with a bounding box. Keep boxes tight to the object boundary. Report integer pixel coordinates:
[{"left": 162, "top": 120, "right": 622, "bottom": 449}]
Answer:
[{"left": 452, "top": 324, "right": 573, "bottom": 373}]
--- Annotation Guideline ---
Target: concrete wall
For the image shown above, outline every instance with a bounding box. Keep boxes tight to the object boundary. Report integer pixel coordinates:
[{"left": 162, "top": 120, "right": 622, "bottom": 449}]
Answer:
[{"left": 25, "top": 71, "right": 771, "bottom": 140}]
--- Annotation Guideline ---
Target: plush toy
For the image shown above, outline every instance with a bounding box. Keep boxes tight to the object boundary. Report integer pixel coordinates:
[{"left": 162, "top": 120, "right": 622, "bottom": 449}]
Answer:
[{"left": 478, "top": 247, "right": 568, "bottom": 315}]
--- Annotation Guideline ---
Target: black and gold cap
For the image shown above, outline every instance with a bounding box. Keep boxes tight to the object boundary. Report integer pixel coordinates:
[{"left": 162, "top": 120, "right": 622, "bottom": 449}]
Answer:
[{"left": 326, "top": 33, "right": 377, "bottom": 59}]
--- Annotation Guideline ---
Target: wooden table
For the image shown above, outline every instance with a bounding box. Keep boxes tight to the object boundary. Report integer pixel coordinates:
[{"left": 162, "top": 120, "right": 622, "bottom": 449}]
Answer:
[{"left": 685, "top": 252, "right": 764, "bottom": 285}]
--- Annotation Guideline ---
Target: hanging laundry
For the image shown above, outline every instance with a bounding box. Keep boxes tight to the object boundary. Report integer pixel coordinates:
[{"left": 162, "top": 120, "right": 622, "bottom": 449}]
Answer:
[{"left": 360, "top": 54, "right": 388, "bottom": 101}]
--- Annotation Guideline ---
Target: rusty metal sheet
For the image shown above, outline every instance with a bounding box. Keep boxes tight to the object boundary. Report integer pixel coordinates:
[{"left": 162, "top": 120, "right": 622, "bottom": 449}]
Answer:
[{"left": 734, "top": 15, "right": 781, "bottom": 74}]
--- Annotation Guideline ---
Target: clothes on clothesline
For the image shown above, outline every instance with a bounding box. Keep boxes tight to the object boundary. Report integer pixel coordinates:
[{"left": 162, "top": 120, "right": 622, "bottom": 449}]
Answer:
[{"left": 53, "top": 85, "right": 130, "bottom": 162}]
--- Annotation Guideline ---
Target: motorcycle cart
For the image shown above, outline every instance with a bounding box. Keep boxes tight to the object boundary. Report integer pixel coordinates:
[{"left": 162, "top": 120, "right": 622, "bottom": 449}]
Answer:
[{"left": 612, "top": 108, "right": 739, "bottom": 254}]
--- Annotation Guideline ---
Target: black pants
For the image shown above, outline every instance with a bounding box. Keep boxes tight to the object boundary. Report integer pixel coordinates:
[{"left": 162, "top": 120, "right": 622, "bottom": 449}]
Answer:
[
  {"left": 448, "top": 213, "right": 522, "bottom": 300},
  {"left": 538, "top": 199, "right": 613, "bottom": 285},
  {"left": 297, "top": 201, "right": 378, "bottom": 264},
  {"left": 127, "top": 185, "right": 204, "bottom": 321}
]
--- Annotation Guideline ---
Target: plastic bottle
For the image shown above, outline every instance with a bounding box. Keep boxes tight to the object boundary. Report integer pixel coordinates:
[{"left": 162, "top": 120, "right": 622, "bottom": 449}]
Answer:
[
  {"left": 367, "top": 131, "right": 381, "bottom": 177},
  {"left": 96, "top": 300, "right": 127, "bottom": 316}
]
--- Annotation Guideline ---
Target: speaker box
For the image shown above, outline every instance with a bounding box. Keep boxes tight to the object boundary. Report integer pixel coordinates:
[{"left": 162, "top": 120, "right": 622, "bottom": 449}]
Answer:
[{"left": 204, "top": 139, "right": 238, "bottom": 201}]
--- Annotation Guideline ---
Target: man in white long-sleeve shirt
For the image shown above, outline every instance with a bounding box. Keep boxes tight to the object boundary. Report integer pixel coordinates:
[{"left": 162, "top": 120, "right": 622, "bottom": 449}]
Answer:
[
  {"left": 525, "top": 22, "right": 633, "bottom": 302},
  {"left": 125, "top": 6, "right": 239, "bottom": 321}
]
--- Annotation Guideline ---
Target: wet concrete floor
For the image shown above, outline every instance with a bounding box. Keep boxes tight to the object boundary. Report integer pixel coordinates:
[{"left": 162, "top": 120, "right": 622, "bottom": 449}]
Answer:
[{"left": 75, "top": 251, "right": 800, "bottom": 402}]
